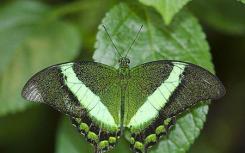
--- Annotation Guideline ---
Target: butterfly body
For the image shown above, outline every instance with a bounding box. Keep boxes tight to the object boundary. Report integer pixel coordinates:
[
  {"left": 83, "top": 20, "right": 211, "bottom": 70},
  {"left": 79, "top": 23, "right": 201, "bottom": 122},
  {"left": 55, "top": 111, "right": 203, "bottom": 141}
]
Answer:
[
  {"left": 118, "top": 57, "right": 131, "bottom": 133},
  {"left": 22, "top": 58, "right": 225, "bottom": 153}
]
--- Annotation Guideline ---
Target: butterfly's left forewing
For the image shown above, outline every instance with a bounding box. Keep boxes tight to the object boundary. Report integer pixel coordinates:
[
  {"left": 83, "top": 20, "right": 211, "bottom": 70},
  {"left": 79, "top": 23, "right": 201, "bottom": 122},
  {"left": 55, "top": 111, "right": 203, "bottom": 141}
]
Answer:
[
  {"left": 125, "top": 60, "right": 225, "bottom": 153},
  {"left": 22, "top": 61, "right": 121, "bottom": 152}
]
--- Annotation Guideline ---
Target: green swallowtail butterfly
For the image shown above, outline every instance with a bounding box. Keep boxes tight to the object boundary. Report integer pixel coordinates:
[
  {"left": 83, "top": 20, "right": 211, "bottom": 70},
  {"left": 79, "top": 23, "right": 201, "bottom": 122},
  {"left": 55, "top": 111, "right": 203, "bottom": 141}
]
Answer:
[{"left": 22, "top": 25, "right": 225, "bottom": 153}]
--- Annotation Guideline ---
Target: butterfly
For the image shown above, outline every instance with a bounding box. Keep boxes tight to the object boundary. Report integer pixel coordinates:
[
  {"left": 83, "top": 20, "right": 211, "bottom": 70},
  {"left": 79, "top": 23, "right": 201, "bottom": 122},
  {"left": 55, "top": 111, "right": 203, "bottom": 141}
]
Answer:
[{"left": 22, "top": 25, "right": 225, "bottom": 153}]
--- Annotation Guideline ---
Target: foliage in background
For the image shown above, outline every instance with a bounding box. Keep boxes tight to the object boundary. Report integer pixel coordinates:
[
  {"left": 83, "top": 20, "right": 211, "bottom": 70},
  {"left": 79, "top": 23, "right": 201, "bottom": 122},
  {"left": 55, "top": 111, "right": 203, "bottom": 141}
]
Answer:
[
  {"left": 238, "top": 0, "right": 245, "bottom": 4},
  {"left": 0, "top": 1, "right": 81, "bottom": 116},
  {"left": 190, "top": 0, "right": 245, "bottom": 35},
  {"left": 139, "top": 0, "right": 191, "bottom": 24},
  {"left": 0, "top": 0, "right": 245, "bottom": 153}
]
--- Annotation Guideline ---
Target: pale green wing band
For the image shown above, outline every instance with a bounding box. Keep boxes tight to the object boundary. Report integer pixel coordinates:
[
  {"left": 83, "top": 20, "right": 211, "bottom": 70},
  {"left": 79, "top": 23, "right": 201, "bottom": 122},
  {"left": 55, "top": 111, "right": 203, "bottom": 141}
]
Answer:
[
  {"left": 128, "top": 63, "right": 186, "bottom": 128},
  {"left": 61, "top": 63, "right": 117, "bottom": 128}
]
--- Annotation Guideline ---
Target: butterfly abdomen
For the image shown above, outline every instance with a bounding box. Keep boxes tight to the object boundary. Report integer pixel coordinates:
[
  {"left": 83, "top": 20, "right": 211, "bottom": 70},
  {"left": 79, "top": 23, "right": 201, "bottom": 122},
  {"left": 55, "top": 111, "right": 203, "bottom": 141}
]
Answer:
[{"left": 118, "top": 65, "right": 131, "bottom": 133}]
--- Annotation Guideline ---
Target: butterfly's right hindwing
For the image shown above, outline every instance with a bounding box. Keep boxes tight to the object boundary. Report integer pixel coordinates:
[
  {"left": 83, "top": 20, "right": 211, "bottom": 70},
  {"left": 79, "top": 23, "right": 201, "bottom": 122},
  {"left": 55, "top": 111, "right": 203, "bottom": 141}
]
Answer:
[{"left": 22, "top": 62, "right": 121, "bottom": 152}]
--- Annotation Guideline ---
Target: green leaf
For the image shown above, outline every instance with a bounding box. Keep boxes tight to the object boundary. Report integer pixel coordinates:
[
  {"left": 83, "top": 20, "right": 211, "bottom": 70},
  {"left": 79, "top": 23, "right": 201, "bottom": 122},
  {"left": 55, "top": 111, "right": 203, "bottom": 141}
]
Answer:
[
  {"left": 190, "top": 0, "right": 245, "bottom": 35},
  {"left": 237, "top": 0, "right": 245, "bottom": 4},
  {"left": 0, "top": 1, "right": 49, "bottom": 73},
  {"left": 94, "top": 3, "right": 212, "bottom": 153},
  {"left": 55, "top": 3, "right": 213, "bottom": 153},
  {"left": 0, "top": 1, "right": 81, "bottom": 116},
  {"left": 139, "top": 0, "right": 191, "bottom": 24}
]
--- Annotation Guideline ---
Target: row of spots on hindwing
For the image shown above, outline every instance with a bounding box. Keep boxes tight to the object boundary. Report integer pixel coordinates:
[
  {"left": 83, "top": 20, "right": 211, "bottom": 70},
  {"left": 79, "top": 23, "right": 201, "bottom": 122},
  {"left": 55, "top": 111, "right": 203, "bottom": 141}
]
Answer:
[
  {"left": 130, "top": 116, "right": 176, "bottom": 153},
  {"left": 70, "top": 115, "right": 120, "bottom": 152}
]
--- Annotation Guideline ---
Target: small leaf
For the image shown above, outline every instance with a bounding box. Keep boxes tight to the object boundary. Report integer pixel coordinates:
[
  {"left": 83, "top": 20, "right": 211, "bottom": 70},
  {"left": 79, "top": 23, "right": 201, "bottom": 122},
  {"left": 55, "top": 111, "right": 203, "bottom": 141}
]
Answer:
[
  {"left": 190, "top": 0, "right": 245, "bottom": 35},
  {"left": 94, "top": 3, "right": 212, "bottom": 153},
  {"left": 139, "top": 0, "right": 191, "bottom": 24},
  {"left": 0, "top": 1, "right": 81, "bottom": 116},
  {"left": 237, "top": 0, "right": 245, "bottom": 4}
]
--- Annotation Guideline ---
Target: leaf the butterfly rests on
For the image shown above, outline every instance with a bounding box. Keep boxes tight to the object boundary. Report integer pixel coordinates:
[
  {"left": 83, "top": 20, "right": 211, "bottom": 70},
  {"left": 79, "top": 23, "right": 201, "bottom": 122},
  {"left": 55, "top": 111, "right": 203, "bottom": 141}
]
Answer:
[
  {"left": 93, "top": 3, "right": 220, "bottom": 152},
  {"left": 22, "top": 58, "right": 225, "bottom": 153}
]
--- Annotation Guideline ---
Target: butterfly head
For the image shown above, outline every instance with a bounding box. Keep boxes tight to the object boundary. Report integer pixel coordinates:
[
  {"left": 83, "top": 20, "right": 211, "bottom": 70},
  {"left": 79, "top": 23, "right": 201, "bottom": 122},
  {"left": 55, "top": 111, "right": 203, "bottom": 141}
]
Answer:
[{"left": 119, "top": 57, "right": 130, "bottom": 68}]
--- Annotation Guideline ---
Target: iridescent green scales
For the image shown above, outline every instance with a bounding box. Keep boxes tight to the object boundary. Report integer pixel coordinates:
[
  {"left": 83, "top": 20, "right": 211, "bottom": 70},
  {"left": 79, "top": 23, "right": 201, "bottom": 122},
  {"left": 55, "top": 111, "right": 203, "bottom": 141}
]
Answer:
[{"left": 22, "top": 57, "right": 225, "bottom": 153}]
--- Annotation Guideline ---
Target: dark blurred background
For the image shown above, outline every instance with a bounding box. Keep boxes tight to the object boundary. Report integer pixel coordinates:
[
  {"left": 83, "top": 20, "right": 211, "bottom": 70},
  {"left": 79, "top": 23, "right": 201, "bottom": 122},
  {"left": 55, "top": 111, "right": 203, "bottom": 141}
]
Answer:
[{"left": 0, "top": 0, "right": 245, "bottom": 153}]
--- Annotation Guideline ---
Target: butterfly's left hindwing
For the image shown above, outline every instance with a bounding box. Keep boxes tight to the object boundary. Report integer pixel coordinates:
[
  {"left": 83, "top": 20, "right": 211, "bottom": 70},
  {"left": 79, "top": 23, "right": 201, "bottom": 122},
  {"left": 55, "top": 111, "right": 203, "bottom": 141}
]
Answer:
[
  {"left": 125, "top": 60, "right": 225, "bottom": 152},
  {"left": 22, "top": 62, "right": 121, "bottom": 152}
]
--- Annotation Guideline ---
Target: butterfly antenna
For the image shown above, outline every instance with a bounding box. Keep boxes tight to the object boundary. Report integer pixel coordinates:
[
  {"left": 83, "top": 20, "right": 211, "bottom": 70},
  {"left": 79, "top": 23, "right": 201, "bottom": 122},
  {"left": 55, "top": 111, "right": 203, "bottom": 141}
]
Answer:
[
  {"left": 102, "top": 25, "right": 122, "bottom": 58},
  {"left": 125, "top": 24, "right": 143, "bottom": 57}
]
